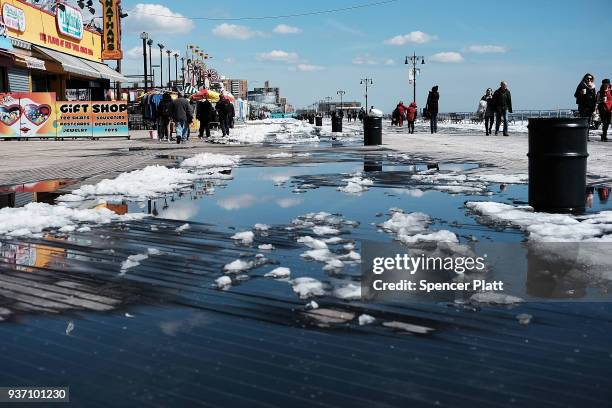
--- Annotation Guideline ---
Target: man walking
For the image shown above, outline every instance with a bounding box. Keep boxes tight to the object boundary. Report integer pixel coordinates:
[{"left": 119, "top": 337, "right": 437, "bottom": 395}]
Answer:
[
  {"left": 171, "top": 92, "right": 193, "bottom": 144},
  {"left": 196, "top": 98, "right": 214, "bottom": 139},
  {"left": 425, "top": 86, "right": 439, "bottom": 134},
  {"left": 216, "top": 96, "right": 230, "bottom": 137},
  {"left": 493, "top": 81, "right": 513, "bottom": 136}
]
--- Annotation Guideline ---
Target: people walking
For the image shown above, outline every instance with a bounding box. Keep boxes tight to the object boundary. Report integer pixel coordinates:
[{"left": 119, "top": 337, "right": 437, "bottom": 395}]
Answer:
[
  {"left": 481, "top": 88, "right": 495, "bottom": 135},
  {"left": 597, "top": 78, "right": 612, "bottom": 142},
  {"left": 216, "top": 96, "right": 230, "bottom": 137},
  {"left": 196, "top": 98, "right": 214, "bottom": 139},
  {"left": 171, "top": 92, "right": 193, "bottom": 144},
  {"left": 425, "top": 86, "right": 439, "bottom": 134},
  {"left": 156, "top": 92, "right": 173, "bottom": 141},
  {"left": 493, "top": 81, "right": 513, "bottom": 136},
  {"left": 574, "top": 74, "right": 597, "bottom": 128},
  {"left": 406, "top": 102, "right": 417, "bottom": 134},
  {"left": 396, "top": 101, "right": 407, "bottom": 126},
  {"left": 358, "top": 107, "right": 365, "bottom": 123}
]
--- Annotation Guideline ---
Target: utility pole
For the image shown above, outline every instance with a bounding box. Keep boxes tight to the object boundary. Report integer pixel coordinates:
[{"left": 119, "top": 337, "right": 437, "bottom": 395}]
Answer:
[
  {"left": 158, "top": 43, "right": 165, "bottom": 88},
  {"left": 360, "top": 78, "right": 373, "bottom": 111},
  {"left": 166, "top": 49, "right": 172, "bottom": 89},
  {"left": 147, "top": 39, "right": 153, "bottom": 88},
  {"left": 405, "top": 52, "right": 425, "bottom": 104},
  {"left": 181, "top": 57, "right": 185, "bottom": 88},
  {"left": 140, "top": 32, "right": 148, "bottom": 92}
]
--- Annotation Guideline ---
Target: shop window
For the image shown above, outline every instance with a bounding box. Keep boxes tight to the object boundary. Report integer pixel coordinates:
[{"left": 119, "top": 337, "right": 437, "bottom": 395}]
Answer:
[{"left": 31, "top": 73, "right": 50, "bottom": 92}]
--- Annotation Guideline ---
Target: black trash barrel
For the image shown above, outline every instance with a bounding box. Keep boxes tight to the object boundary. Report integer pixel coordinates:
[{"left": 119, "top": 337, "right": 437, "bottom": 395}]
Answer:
[
  {"left": 527, "top": 118, "right": 589, "bottom": 213},
  {"left": 364, "top": 115, "right": 382, "bottom": 145},
  {"left": 332, "top": 116, "right": 343, "bottom": 132},
  {"left": 308, "top": 117, "right": 314, "bottom": 124},
  {"left": 315, "top": 116, "right": 323, "bottom": 127}
]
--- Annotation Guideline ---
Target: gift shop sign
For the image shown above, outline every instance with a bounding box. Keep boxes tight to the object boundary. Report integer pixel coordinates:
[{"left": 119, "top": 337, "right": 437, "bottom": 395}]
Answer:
[
  {"left": 2, "top": 3, "right": 26, "bottom": 32},
  {"left": 56, "top": 4, "right": 83, "bottom": 41}
]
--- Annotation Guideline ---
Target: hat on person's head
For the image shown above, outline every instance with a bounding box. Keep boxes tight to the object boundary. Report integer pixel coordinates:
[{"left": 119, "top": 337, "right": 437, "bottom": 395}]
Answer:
[{"left": 603, "top": 78, "right": 611, "bottom": 85}]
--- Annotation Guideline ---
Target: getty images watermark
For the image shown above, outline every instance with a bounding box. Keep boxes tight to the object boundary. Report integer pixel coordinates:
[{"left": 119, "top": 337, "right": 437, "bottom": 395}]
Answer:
[{"left": 360, "top": 241, "right": 612, "bottom": 302}]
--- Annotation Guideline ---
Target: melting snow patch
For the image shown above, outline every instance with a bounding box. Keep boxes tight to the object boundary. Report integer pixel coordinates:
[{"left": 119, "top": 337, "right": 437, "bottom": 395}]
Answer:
[
  {"left": 258, "top": 244, "right": 275, "bottom": 250},
  {"left": 264, "top": 267, "right": 291, "bottom": 279},
  {"left": 470, "top": 291, "right": 525, "bottom": 305},
  {"left": 147, "top": 248, "right": 162, "bottom": 255},
  {"left": 291, "top": 277, "right": 325, "bottom": 299},
  {"left": 516, "top": 313, "right": 533, "bottom": 325},
  {"left": 323, "top": 259, "right": 344, "bottom": 271},
  {"left": 380, "top": 210, "right": 457, "bottom": 244},
  {"left": 176, "top": 223, "right": 190, "bottom": 232},
  {"left": 254, "top": 223, "right": 270, "bottom": 231},
  {"left": 305, "top": 300, "right": 319, "bottom": 310},
  {"left": 382, "top": 321, "right": 434, "bottom": 334},
  {"left": 266, "top": 152, "right": 293, "bottom": 158},
  {"left": 215, "top": 276, "right": 232, "bottom": 290},
  {"left": 181, "top": 153, "right": 241, "bottom": 168},
  {"left": 333, "top": 283, "right": 362, "bottom": 300},
  {"left": 231, "top": 231, "right": 255, "bottom": 245},
  {"left": 297, "top": 236, "right": 328, "bottom": 249},
  {"left": 0, "top": 202, "right": 144, "bottom": 238},
  {"left": 338, "top": 176, "right": 374, "bottom": 194},
  {"left": 120, "top": 253, "right": 148, "bottom": 275},
  {"left": 358, "top": 314, "right": 376, "bottom": 326},
  {"left": 301, "top": 248, "right": 335, "bottom": 262},
  {"left": 223, "top": 259, "right": 254, "bottom": 273},
  {"left": 312, "top": 226, "right": 340, "bottom": 236}
]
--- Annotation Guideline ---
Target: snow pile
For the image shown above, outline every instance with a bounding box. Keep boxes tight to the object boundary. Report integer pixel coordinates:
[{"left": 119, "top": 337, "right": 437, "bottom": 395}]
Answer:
[
  {"left": 338, "top": 175, "right": 374, "bottom": 195},
  {"left": 258, "top": 243, "right": 275, "bottom": 250},
  {"left": 465, "top": 201, "right": 612, "bottom": 242},
  {"left": 120, "top": 253, "right": 148, "bottom": 275},
  {"left": 333, "top": 283, "right": 362, "bottom": 300},
  {"left": 180, "top": 152, "right": 241, "bottom": 168},
  {"left": 215, "top": 276, "right": 232, "bottom": 290},
  {"left": 253, "top": 223, "right": 270, "bottom": 231},
  {"left": 264, "top": 267, "right": 291, "bottom": 279},
  {"left": 223, "top": 259, "right": 253, "bottom": 273},
  {"left": 297, "top": 236, "right": 328, "bottom": 249},
  {"left": 266, "top": 152, "right": 293, "bottom": 158},
  {"left": 59, "top": 165, "right": 201, "bottom": 202},
  {"left": 312, "top": 226, "right": 341, "bottom": 236},
  {"left": 0, "top": 202, "right": 144, "bottom": 237},
  {"left": 380, "top": 209, "right": 458, "bottom": 244},
  {"left": 470, "top": 174, "right": 528, "bottom": 184},
  {"left": 291, "top": 277, "right": 325, "bottom": 299},
  {"left": 358, "top": 314, "right": 376, "bottom": 326}
]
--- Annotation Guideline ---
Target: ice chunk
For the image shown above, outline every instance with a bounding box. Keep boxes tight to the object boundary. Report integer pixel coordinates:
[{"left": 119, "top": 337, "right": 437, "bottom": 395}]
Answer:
[
  {"left": 470, "top": 291, "right": 525, "bottom": 305},
  {"left": 120, "top": 253, "right": 148, "bottom": 274},
  {"left": 258, "top": 244, "right": 275, "bottom": 250},
  {"left": 215, "top": 276, "right": 232, "bottom": 290},
  {"left": 231, "top": 231, "right": 255, "bottom": 245},
  {"left": 301, "top": 248, "right": 335, "bottom": 262},
  {"left": 358, "top": 314, "right": 376, "bottom": 326},
  {"left": 312, "top": 226, "right": 340, "bottom": 236},
  {"left": 175, "top": 223, "right": 190, "bottom": 232},
  {"left": 516, "top": 313, "right": 533, "bottom": 325},
  {"left": 333, "top": 283, "right": 362, "bottom": 300},
  {"left": 147, "top": 248, "right": 162, "bottom": 255},
  {"left": 291, "top": 277, "right": 325, "bottom": 299},
  {"left": 297, "top": 236, "right": 328, "bottom": 249},
  {"left": 181, "top": 152, "right": 241, "bottom": 168},
  {"left": 223, "top": 259, "right": 253, "bottom": 273},
  {"left": 254, "top": 223, "right": 270, "bottom": 231}
]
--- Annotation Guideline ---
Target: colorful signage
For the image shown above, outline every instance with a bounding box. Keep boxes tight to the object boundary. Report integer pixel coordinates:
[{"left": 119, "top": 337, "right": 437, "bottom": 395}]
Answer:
[
  {"left": 0, "top": 16, "right": 14, "bottom": 51},
  {"left": 0, "top": 93, "right": 128, "bottom": 138},
  {"left": 100, "top": 0, "right": 123, "bottom": 60},
  {"left": 0, "top": 0, "right": 101, "bottom": 62},
  {"left": 2, "top": 3, "right": 25, "bottom": 32},
  {"left": 56, "top": 4, "right": 83, "bottom": 41}
]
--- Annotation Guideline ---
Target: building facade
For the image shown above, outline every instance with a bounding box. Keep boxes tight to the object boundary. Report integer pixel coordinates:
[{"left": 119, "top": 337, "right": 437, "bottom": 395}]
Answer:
[
  {"left": 0, "top": 0, "right": 126, "bottom": 100},
  {"left": 221, "top": 78, "right": 247, "bottom": 100}
]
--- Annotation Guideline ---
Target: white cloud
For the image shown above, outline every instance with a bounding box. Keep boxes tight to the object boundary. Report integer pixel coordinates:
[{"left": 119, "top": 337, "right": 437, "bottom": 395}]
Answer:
[
  {"left": 223, "top": 57, "right": 236, "bottom": 64},
  {"left": 125, "top": 46, "right": 143, "bottom": 60},
  {"left": 352, "top": 55, "right": 378, "bottom": 65},
  {"left": 273, "top": 24, "right": 302, "bottom": 34},
  {"left": 257, "top": 50, "right": 299, "bottom": 63},
  {"left": 212, "top": 23, "right": 261, "bottom": 40},
  {"left": 295, "top": 64, "right": 325, "bottom": 72},
  {"left": 384, "top": 31, "right": 437, "bottom": 45},
  {"left": 125, "top": 4, "right": 194, "bottom": 34},
  {"left": 276, "top": 198, "right": 303, "bottom": 208},
  {"left": 383, "top": 58, "right": 396, "bottom": 65},
  {"left": 464, "top": 45, "right": 507, "bottom": 53},
  {"left": 217, "top": 194, "right": 258, "bottom": 210},
  {"left": 430, "top": 52, "right": 464, "bottom": 63}
]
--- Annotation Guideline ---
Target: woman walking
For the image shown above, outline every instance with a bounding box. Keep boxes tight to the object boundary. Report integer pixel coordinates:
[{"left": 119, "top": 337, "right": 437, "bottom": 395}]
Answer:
[
  {"left": 597, "top": 79, "right": 612, "bottom": 142},
  {"left": 425, "top": 86, "right": 439, "bottom": 134},
  {"left": 481, "top": 88, "right": 495, "bottom": 135}
]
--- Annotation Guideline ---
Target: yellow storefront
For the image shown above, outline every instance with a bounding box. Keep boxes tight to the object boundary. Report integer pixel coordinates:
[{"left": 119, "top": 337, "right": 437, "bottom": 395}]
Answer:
[{"left": 0, "top": 0, "right": 126, "bottom": 100}]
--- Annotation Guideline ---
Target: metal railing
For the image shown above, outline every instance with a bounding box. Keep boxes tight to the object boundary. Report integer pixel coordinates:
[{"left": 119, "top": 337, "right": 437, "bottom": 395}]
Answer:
[{"left": 435, "top": 109, "right": 577, "bottom": 123}]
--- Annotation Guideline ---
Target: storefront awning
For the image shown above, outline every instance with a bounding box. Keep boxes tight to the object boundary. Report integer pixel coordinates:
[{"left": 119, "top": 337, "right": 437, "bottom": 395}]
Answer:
[{"left": 32, "top": 45, "right": 128, "bottom": 83}]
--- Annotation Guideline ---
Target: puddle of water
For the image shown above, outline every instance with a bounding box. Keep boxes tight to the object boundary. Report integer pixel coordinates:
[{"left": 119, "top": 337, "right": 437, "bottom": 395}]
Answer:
[{"left": 0, "top": 178, "right": 81, "bottom": 209}]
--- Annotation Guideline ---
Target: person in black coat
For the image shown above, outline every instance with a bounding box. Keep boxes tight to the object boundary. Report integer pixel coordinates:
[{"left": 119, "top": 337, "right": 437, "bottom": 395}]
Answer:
[
  {"left": 196, "top": 99, "right": 214, "bottom": 138},
  {"left": 215, "top": 96, "right": 230, "bottom": 136},
  {"left": 481, "top": 88, "right": 495, "bottom": 135},
  {"left": 228, "top": 101, "right": 235, "bottom": 129},
  {"left": 574, "top": 73, "right": 597, "bottom": 125},
  {"left": 493, "top": 81, "right": 513, "bottom": 136},
  {"left": 425, "top": 85, "right": 439, "bottom": 134},
  {"left": 171, "top": 93, "right": 193, "bottom": 144},
  {"left": 156, "top": 92, "right": 173, "bottom": 141}
]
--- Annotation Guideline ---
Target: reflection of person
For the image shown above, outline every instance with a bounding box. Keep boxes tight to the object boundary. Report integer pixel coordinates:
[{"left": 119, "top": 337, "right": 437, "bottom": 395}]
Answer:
[{"left": 597, "top": 187, "right": 610, "bottom": 204}]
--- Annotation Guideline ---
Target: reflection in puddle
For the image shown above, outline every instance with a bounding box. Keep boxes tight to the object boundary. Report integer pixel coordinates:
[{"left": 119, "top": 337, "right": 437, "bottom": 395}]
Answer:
[{"left": 0, "top": 178, "right": 80, "bottom": 209}]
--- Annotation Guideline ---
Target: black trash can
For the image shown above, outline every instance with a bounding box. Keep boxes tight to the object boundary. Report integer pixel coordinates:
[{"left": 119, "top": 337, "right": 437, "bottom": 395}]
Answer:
[
  {"left": 332, "top": 116, "right": 343, "bottom": 132},
  {"left": 527, "top": 118, "right": 589, "bottom": 213},
  {"left": 315, "top": 116, "right": 323, "bottom": 127},
  {"left": 308, "top": 117, "right": 314, "bottom": 124},
  {"left": 364, "top": 115, "right": 382, "bottom": 145}
]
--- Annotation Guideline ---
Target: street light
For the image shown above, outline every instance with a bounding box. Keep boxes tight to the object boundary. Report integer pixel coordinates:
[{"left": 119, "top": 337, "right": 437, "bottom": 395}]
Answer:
[
  {"left": 405, "top": 52, "right": 425, "bottom": 104},
  {"left": 174, "top": 53, "right": 179, "bottom": 86},
  {"left": 360, "top": 78, "right": 373, "bottom": 112},
  {"left": 157, "top": 43, "right": 165, "bottom": 88},
  {"left": 166, "top": 49, "right": 172, "bottom": 89},
  {"left": 180, "top": 57, "right": 185, "bottom": 87},
  {"left": 139, "top": 32, "right": 149, "bottom": 92},
  {"left": 147, "top": 39, "right": 153, "bottom": 88},
  {"left": 337, "top": 90, "right": 346, "bottom": 117}
]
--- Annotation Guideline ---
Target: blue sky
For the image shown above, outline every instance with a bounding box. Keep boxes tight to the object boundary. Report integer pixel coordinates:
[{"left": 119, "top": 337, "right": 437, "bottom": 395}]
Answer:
[{"left": 115, "top": 0, "right": 611, "bottom": 112}]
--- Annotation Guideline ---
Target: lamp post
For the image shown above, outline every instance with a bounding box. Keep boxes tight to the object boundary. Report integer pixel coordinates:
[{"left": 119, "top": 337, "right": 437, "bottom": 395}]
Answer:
[
  {"left": 166, "top": 49, "right": 172, "bottom": 89},
  {"left": 139, "top": 32, "right": 149, "bottom": 92},
  {"left": 147, "top": 39, "right": 153, "bottom": 87},
  {"left": 325, "top": 96, "right": 332, "bottom": 116},
  {"left": 181, "top": 57, "right": 185, "bottom": 87},
  {"left": 337, "top": 90, "right": 345, "bottom": 117},
  {"left": 360, "top": 78, "right": 373, "bottom": 111},
  {"left": 405, "top": 52, "right": 425, "bottom": 104},
  {"left": 157, "top": 43, "right": 165, "bottom": 88},
  {"left": 174, "top": 53, "right": 179, "bottom": 87}
]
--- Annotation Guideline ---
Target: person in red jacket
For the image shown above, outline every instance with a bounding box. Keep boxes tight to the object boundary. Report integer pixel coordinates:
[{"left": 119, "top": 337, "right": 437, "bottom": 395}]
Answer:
[
  {"left": 396, "top": 101, "right": 407, "bottom": 126},
  {"left": 597, "top": 79, "right": 612, "bottom": 142},
  {"left": 406, "top": 102, "right": 417, "bottom": 134}
]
